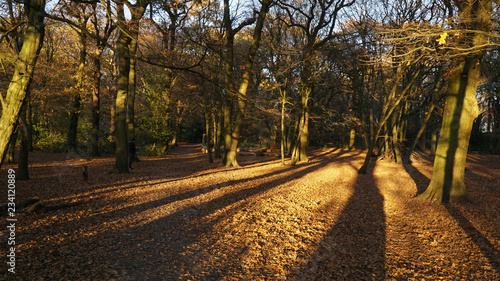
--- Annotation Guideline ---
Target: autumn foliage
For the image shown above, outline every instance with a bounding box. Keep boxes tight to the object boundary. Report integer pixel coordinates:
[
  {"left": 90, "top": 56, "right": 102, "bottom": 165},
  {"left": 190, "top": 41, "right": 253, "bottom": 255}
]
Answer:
[{"left": 1, "top": 144, "right": 499, "bottom": 280}]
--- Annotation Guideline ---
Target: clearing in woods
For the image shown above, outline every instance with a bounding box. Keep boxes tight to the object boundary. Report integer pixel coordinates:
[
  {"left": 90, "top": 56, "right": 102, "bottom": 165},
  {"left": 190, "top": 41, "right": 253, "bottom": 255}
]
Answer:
[{"left": 1, "top": 143, "right": 499, "bottom": 280}]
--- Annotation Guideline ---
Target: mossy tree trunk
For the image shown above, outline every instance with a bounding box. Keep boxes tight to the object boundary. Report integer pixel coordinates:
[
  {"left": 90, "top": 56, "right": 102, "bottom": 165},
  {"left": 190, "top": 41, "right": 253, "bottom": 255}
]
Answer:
[
  {"left": 0, "top": 0, "right": 45, "bottom": 168},
  {"left": 112, "top": 3, "right": 132, "bottom": 173},
  {"left": 221, "top": 0, "right": 236, "bottom": 166},
  {"left": 292, "top": 50, "right": 313, "bottom": 165},
  {"left": 111, "top": 1, "right": 148, "bottom": 173},
  {"left": 127, "top": 2, "right": 147, "bottom": 161},
  {"left": 418, "top": 59, "right": 480, "bottom": 203},
  {"left": 223, "top": 0, "right": 272, "bottom": 167},
  {"left": 418, "top": 0, "right": 491, "bottom": 203}
]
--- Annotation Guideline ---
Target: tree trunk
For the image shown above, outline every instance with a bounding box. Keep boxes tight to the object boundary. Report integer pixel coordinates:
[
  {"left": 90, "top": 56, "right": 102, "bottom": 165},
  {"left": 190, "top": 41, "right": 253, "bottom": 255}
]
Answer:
[
  {"left": 281, "top": 87, "right": 286, "bottom": 165},
  {"left": 222, "top": 94, "right": 233, "bottom": 164},
  {"left": 214, "top": 108, "right": 222, "bottom": 158},
  {"left": 358, "top": 67, "right": 420, "bottom": 173},
  {"left": 127, "top": 34, "right": 138, "bottom": 142},
  {"left": 112, "top": 29, "right": 131, "bottom": 173},
  {"left": 418, "top": 61, "right": 480, "bottom": 202},
  {"left": 171, "top": 100, "right": 183, "bottom": 147},
  {"left": 67, "top": 32, "right": 87, "bottom": 151},
  {"left": 18, "top": 103, "right": 30, "bottom": 180},
  {"left": 223, "top": 0, "right": 272, "bottom": 167},
  {"left": 348, "top": 127, "right": 356, "bottom": 149},
  {"left": 3, "top": 126, "right": 17, "bottom": 164},
  {"left": 222, "top": 0, "right": 236, "bottom": 165},
  {"left": 90, "top": 49, "right": 102, "bottom": 156},
  {"left": 392, "top": 111, "right": 402, "bottom": 164},
  {"left": 418, "top": 0, "right": 491, "bottom": 203},
  {"left": 292, "top": 50, "right": 313, "bottom": 164},
  {"left": 0, "top": 0, "right": 45, "bottom": 168},
  {"left": 205, "top": 108, "right": 213, "bottom": 163},
  {"left": 430, "top": 128, "right": 438, "bottom": 156},
  {"left": 418, "top": 59, "right": 480, "bottom": 203}
]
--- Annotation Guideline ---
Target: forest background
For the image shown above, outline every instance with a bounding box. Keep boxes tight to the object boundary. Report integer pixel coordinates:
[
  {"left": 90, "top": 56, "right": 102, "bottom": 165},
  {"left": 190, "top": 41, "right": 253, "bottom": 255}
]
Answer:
[{"left": 0, "top": 0, "right": 499, "bottom": 199}]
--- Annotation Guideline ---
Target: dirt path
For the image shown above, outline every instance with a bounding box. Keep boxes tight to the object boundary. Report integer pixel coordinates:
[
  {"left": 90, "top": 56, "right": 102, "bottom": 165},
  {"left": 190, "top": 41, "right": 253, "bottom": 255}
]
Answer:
[{"left": 1, "top": 144, "right": 499, "bottom": 280}]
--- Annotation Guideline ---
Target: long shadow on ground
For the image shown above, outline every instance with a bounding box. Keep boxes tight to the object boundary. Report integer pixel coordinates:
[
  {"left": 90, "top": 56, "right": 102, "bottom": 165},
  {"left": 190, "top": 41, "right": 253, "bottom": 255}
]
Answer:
[
  {"left": 404, "top": 162, "right": 500, "bottom": 275},
  {"left": 107, "top": 159, "right": 335, "bottom": 280},
  {"left": 288, "top": 162, "right": 386, "bottom": 280},
  {"left": 15, "top": 152, "right": 336, "bottom": 280}
]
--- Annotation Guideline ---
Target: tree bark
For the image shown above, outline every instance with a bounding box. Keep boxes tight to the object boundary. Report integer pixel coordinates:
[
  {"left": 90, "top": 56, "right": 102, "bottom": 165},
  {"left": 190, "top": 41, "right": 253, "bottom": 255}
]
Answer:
[
  {"left": 0, "top": 0, "right": 45, "bottom": 168},
  {"left": 3, "top": 127, "right": 17, "bottom": 164},
  {"left": 222, "top": 0, "right": 236, "bottom": 165},
  {"left": 112, "top": 27, "right": 131, "bottom": 173},
  {"left": 204, "top": 108, "right": 213, "bottom": 163},
  {"left": 418, "top": 59, "right": 480, "bottom": 203},
  {"left": 171, "top": 100, "right": 183, "bottom": 147},
  {"left": 417, "top": 0, "right": 491, "bottom": 203},
  {"left": 292, "top": 50, "right": 313, "bottom": 164},
  {"left": 67, "top": 30, "right": 87, "bottom": 151},
  {"left": 281, "top": 87, "right": 286, "bottom": 165},
  {"left": 18, "top": 103, "right": 30, "bottom": 180},
  {"left": 348, "top": 127, "right": 356, "bottom": 149},
  {"left": 223, "top": 0, "right": 272, "bottom": 167},
  {"left": 90, "top": 48, "right": 102, "bottom": 156},
  {"left": 392, "top": 110, "right": 402, "bottom": 164},
  {"left": 127, "top": 30, "right": 139, "bottom": 142},
  {"left": 214, "top": 107, "right": 222, "bottom": 158}
]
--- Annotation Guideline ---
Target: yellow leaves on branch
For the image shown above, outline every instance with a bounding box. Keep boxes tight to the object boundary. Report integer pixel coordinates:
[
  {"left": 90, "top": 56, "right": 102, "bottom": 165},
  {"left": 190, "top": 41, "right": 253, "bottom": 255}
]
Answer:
[{"left": 437, "top": 32, "right": 448, "bottom": 45}]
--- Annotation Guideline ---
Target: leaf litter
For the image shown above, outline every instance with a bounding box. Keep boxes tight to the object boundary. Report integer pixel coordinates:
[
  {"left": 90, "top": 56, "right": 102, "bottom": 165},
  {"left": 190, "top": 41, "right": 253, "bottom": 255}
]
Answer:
[{"left": 1, "top": 144, "right": 499, "bottom": 280}]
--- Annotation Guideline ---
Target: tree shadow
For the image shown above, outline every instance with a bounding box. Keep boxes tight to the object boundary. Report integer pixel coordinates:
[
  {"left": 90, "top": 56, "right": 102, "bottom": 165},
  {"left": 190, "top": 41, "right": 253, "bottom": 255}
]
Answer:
[
  {"left": 403, "top": 163, "right": 430, "bottom": 195},
  {"left": 288, "top": 162, "right": 386, "bottom": 280},
  {"left": 444, "top": 204, "right": 500, "bottom": 274},
  {"left": 404, "top": 162, "right": 500, "bottom": 275},
  {"left": 108, "top": 160, "right": 335, "bottom": 280},
  {"left": 14, "top": 157, "right": 334, "bottom": 280},
  {"left": 16, "top": 159, "right": 301, "bottom": 238}
]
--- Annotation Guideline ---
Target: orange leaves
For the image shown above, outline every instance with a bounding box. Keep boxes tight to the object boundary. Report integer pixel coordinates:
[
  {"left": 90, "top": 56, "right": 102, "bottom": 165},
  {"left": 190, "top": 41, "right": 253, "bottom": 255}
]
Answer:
[{"left": 1, "top": 144, "right": 499, "bottom": 280}]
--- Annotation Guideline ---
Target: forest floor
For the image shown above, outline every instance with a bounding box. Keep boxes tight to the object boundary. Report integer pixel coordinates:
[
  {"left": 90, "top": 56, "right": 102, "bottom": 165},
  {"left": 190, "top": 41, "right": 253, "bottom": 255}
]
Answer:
[{"left": 1, "top": 143, "right": 499, "bottom": 281}]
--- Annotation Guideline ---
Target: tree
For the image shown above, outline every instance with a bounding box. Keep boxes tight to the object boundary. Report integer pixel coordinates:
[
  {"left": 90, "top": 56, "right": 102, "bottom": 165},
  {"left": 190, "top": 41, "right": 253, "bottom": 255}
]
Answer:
[
  {"left": 222, "top": 0, "right": 273, "bottom": 167},
  {"left": 60, "top": 2, "right": 90, "bottom": 152},
  {"left": 277, "top": 0, "right": 355, "bottom": 164},
  {"left": 89, "top": 1, "right": 115, "bottom": 156},
  {"left": 126, "top": 0, "right": 150, "bottom": 145},
  {"left": 111, "top": 0, "right": 149, "bottom": 173},
  {"left": 418, "top": 0, "right": 493, "bottom": 203},
  {"left": 0, "top": 0, "right": 46, "bottom": 168}
]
